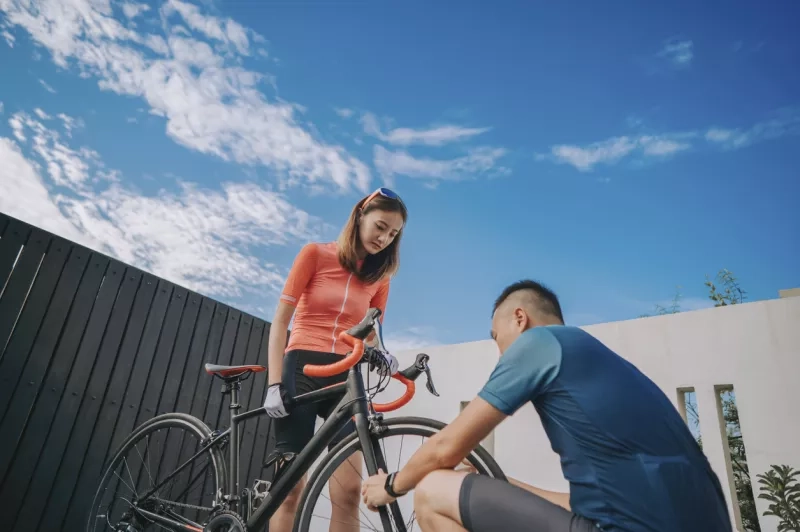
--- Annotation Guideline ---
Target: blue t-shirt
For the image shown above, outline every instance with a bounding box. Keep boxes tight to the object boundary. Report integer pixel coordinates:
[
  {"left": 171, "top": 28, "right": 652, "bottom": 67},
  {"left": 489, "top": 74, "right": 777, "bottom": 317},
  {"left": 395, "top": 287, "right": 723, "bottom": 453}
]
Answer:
[{"left": 479, "top": 325, "right": 732, "bottom": 531}]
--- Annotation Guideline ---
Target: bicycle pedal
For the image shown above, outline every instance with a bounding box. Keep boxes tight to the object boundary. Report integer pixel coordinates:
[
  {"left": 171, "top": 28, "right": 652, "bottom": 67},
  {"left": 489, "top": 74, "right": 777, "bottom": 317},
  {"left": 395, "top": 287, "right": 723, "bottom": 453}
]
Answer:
[{"left": 252, "top": 479, "right": 271, "bottom": 502}]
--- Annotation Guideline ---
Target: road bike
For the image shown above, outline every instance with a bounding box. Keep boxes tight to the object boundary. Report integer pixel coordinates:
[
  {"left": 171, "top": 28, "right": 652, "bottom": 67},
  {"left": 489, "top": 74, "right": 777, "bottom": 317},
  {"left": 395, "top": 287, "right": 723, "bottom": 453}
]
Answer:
[{"left": 86, "top": 308, "right": 506, "bottom": 531}]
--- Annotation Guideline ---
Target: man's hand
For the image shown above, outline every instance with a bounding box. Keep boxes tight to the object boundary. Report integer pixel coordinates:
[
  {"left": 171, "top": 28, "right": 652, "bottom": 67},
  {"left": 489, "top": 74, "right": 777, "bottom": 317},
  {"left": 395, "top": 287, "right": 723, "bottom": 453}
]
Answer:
[
  {"left": 361, "top": 469, "right": 396, "bottom": 511},
  {"left": 455, "top": 458, "right": 478, "bottom": 474}
]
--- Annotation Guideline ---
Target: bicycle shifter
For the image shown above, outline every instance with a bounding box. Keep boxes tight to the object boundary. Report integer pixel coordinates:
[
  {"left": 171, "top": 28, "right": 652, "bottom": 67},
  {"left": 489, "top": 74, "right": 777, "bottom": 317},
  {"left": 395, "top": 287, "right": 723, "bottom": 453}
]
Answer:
[{"left": 423, "top": 365, "right": 439, "bottom": 397}]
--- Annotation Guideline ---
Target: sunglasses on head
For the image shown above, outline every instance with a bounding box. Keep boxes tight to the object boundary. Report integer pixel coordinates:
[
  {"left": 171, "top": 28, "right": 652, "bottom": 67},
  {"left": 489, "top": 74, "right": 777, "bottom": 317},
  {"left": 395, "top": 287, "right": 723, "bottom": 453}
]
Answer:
[{"left": 362, "top": 187, "right": 404, "bottom": 209}]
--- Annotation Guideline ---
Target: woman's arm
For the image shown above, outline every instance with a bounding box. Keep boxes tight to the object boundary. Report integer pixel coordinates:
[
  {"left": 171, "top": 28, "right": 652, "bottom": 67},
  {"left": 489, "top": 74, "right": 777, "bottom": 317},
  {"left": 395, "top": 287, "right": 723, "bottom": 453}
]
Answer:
[
  {"left": 267, "top": 243, "right": 317, "bottom": 384},
  {"left": 267, "top": 302, "right": 294, "bottom": 385}
]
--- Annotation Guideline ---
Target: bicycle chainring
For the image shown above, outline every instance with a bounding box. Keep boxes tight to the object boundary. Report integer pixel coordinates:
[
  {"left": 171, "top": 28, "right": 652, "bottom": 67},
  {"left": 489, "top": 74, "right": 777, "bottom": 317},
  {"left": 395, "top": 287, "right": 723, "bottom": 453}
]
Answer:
[{"left": 203, "top": 510, "right": 247, "bottom": 532}]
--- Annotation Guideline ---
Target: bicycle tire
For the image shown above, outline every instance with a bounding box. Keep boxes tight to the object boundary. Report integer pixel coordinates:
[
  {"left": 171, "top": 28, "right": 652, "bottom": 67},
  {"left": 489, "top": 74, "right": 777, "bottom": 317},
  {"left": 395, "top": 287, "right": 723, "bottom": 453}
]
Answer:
[
  {"left": 85, "top": 412, "right": 229, "bottom": 532},
  {"left": 292, "top": 416, "right": 506, "bottom": 532}
]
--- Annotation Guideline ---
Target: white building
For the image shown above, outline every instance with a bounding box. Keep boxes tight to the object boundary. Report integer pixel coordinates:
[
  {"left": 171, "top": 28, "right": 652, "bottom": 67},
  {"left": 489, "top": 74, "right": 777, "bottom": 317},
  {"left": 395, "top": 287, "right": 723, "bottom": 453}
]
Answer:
[{"left": 384, "top": 291, "right": 800, "bottom": 532}]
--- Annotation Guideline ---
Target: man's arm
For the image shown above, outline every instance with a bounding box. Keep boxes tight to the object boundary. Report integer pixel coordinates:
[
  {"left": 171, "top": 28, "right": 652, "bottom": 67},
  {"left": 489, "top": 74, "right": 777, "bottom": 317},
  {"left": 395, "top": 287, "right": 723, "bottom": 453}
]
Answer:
[
  {"left": 391, "top": 396, "right": 506, "bottom": 494},
  {"left": 391, "top": 327, "right": 564, "bottom": 496}
]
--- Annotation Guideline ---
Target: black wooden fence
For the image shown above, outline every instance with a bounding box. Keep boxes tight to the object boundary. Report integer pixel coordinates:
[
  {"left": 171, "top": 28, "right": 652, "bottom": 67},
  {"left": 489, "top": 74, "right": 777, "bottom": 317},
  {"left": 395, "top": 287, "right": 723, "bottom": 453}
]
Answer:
[{"left": 0, "top": 212, "right": 276, "bottom": 531}]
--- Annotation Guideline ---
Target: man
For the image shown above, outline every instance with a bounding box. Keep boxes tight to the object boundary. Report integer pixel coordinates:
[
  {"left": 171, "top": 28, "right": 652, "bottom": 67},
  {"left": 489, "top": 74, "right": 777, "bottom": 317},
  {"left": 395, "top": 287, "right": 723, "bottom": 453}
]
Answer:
[{"left": 362, "top": 280, "right": 733, "bottom": 531}]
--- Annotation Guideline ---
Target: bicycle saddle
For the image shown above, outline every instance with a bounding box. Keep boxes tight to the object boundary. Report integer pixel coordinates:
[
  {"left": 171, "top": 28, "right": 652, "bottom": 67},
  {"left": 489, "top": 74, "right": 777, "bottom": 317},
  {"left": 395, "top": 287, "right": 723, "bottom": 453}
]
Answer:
[{"left": 204, "top": 363, "right": 267, "bottom": 379}]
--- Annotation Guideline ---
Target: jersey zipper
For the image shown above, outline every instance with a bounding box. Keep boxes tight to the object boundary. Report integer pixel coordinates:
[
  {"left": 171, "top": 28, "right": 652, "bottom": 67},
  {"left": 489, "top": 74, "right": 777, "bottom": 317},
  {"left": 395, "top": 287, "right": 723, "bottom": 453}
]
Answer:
[{"left": 330, "top": 272, "right": 353, "bottom": 352}]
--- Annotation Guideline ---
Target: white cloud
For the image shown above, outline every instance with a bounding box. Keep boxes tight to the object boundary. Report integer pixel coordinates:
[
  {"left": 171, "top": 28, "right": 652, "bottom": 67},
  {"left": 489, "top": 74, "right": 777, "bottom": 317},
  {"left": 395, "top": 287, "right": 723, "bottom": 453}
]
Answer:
[
  {"left": 362, "top": 111, "right": 490, "bottom": 147},
  {"left": 540, "top": 108, "right": 800, "bottom": 172},
  {"left": 334, "top": 107, "right": 354, "bottom": 119},
  {"left": 121, "top": 2, "right": 149, "bottom": 19},
  {"left": 546, "top": 136, "right": 638, "bottom": 172},
  {"left": 657, "top": 38, "right": 694, "bottom": 67},
  {"left": 0, "top": 0, "right": 372, "bottom": 194},
  {"left": 704, "top": 108, "right": 800, "bottom": 149},
  {"left": 541, "top": 133, "right": 693, "bottom": 172},
  {"left": 38, "top": 79, "right": 57, "bottom": 93},
  {"left": 374, "top": 145, "right": 508, "bottom": 182},
  {"left": 384, "top": 327, "right": 441, "bottom": 353},
  {"left": 1, "top": 109, "right": 328, "bottom": 303},
  {"left": 1, "top": 28, "right": 14, "bottom": 47},
  {"left": 639, "top": 136, "right": 691, "bottom": 156}
]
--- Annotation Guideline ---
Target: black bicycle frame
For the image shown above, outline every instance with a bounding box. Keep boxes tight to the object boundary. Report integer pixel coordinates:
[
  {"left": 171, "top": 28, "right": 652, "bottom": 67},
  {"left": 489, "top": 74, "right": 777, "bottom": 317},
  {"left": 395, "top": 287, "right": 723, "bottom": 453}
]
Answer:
[
  {"left": 246, "top": 361, "right": 397, "bottom": 530},
  {"left": 133, "top": 360, "right": 400, "bottom": 532}
]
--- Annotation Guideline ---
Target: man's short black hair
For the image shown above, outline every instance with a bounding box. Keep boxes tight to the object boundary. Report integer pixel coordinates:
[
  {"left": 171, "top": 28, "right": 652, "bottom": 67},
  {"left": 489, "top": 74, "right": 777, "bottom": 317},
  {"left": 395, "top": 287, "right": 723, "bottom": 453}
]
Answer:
[{"left": 493, "top": 279, "right": 565, "bottom": 323}]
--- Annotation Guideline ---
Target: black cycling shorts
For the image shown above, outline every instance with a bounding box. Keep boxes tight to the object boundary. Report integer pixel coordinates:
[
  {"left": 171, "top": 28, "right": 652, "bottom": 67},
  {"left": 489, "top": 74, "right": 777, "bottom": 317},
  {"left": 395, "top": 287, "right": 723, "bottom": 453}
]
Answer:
[
  {"left": 459, "top": 473, "right": 598, "bottom": 531},
  {"left": 273, "top": 349, "right": 356, "bottom": 454}
]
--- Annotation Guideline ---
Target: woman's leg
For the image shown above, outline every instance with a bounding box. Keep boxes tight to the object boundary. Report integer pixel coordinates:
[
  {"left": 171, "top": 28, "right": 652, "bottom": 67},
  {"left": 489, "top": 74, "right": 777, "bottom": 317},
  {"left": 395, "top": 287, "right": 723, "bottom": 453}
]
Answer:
[
  {"left": 269, "top": 351, "right": 316, "bottom": 532},
  {"left": 328, "top": 450, "right": 363, "bottom": 532},
  {"left": 269, "top": 472, "right": 307, "bottom": 532}
]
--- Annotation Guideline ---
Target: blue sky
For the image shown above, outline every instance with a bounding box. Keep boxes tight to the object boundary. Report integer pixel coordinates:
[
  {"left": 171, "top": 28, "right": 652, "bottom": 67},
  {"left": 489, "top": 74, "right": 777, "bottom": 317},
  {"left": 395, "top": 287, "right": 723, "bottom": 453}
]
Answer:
[{"left": 1, "top": 0, "right": 798, "bottom": 350}]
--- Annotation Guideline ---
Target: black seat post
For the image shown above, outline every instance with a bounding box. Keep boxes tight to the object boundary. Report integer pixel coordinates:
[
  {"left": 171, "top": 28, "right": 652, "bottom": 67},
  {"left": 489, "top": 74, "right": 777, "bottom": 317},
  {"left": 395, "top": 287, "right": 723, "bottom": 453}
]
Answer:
[{"left": 222, "top": 376, "right": 243, "bottom": 508}]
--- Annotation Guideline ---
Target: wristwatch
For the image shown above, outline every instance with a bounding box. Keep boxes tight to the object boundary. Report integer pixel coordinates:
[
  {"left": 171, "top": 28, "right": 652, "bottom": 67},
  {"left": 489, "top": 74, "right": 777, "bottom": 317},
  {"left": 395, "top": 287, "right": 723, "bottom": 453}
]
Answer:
[{"left": 384, "top": 472, "right": 407, "bottom": 498}]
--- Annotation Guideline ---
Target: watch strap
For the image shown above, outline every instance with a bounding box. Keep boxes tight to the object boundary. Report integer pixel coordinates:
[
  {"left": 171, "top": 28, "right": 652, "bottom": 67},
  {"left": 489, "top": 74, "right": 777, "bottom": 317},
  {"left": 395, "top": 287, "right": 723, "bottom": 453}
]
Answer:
[{"left": 384, "top": 472, "right": 406, "bottom": 497}]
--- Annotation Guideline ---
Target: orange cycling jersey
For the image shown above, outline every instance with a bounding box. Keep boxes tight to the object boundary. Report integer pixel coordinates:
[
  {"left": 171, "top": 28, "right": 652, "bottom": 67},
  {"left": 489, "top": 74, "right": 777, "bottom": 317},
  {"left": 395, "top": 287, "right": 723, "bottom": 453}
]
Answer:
[{"left": 280, "top": 242, "right": 390, "bottom": 356}]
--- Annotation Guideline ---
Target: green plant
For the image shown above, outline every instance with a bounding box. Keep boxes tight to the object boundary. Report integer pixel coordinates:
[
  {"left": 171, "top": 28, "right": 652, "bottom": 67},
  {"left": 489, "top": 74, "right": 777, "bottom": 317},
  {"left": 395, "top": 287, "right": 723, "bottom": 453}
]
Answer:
[
  {"left": 757, "top": 465, "right": 800, "bottom": 531},
  {"left": 705, "top": 268, "right": 747, "bottom": 307}
]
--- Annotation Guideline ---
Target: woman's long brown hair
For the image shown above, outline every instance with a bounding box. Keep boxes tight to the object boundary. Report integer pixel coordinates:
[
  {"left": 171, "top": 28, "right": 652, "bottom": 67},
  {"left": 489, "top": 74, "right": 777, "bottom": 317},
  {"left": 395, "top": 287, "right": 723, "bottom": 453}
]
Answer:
[{"left": 337, "top": 193, "right": 407, "bottom": 284}]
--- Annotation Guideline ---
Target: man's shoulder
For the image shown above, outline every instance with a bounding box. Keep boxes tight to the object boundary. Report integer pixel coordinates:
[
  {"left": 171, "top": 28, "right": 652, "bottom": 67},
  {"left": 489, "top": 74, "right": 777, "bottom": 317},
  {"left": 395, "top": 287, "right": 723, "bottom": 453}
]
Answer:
[{"left": 503, "top": 326, "right": 564, "bottom": 369}]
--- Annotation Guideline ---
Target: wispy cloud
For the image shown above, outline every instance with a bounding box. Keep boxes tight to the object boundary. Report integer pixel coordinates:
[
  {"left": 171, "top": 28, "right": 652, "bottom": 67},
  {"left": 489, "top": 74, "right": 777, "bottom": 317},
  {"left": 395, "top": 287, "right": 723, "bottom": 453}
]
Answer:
[
  {"left": 538, "top": 108, "right": 800, "bottom": 172},
  {"left": 38, "top": 79, "right": 57, "bottom": 93},
  {"left": 539, "top": 134, "right": 692, "bottom": 172},
  {"left": 334, "top": 107, "right": 354, "bottom": 119},
  {"left": 384, "top": 326, "right": 441, "bottom": 353},
  {"left": 374, "top": 145, "right": 508, "bottom": 183},
  {"left": 704, "top": 108, "right": 800, "bottom": 149},
  {"left": 361, "top": 112, "right": 490, "bottom": 147},
  {"left": 657, "top": 38, "right": 694, "bottom": 68},
  {"left": 0, "top": 0, "right": 371, "bottom": 194},
  {"left": 1, "top": 108, "right": 329, "bottom": 304}
]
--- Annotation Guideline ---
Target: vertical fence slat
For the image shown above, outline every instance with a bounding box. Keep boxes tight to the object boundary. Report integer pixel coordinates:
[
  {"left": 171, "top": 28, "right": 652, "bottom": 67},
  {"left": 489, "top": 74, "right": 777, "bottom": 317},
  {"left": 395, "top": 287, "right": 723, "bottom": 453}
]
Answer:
[
  {"left": 239, "top": 320, "right": 267, "bottom": 493},
  {"left": 0, "top": 219, "right": 30, "bottom": 300},
  {"left": 10, "top": 252, "right": 109, "bottom": 530},
  {"left": 0, "top": 243, "right": 89, "bottom": 510},
  {"left": 0, "top": 228, "right": 49, "bottom": 361},
  {"left": 248, "top": 323, "right": 274, "bottom": 491},
  {"left": 0, "top": 235, "right": 68, "bottom": 414}
]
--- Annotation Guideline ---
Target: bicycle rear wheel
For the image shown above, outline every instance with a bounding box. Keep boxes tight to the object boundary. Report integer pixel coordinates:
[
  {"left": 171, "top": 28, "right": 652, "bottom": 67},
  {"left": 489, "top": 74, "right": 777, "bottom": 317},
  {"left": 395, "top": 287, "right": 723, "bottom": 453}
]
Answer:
[
  {"left": 85, "top": 413, "right": 228, "bottom": 532},
  {"left": 292, "top": 416, "right": 505, "bottom": 532}
]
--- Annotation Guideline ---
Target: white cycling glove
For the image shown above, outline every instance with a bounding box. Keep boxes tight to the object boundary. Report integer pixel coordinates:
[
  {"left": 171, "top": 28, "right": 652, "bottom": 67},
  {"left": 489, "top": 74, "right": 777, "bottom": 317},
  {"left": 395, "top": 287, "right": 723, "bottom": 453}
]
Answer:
[
  {"left": 377, "top": 352, "right": 399, "bottom": 377},
  {"left": 263, "top": 383, "right": 289, "bottom": 418}
]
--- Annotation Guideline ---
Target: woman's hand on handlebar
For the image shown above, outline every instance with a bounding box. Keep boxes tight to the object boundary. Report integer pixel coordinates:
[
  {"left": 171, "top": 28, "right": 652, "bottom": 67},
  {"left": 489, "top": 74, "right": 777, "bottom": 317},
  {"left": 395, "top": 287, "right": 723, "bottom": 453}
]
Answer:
[{"left": 374, "top": 350, "right": 399, "bottom": 376}]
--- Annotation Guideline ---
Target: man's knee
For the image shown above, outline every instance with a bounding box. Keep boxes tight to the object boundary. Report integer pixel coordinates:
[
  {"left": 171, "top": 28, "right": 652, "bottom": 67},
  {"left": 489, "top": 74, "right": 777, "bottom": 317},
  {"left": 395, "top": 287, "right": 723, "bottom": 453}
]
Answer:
[{"left": 414, "top": 470, "right": 468, "bottom": 518}]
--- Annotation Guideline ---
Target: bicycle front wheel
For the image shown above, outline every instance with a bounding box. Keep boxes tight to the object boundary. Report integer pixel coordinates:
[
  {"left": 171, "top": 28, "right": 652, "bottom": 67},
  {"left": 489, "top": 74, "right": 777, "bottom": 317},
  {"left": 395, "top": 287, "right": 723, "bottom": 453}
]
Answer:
[{"left": 292, "top": 416, "right": 505, "bottom": 532}]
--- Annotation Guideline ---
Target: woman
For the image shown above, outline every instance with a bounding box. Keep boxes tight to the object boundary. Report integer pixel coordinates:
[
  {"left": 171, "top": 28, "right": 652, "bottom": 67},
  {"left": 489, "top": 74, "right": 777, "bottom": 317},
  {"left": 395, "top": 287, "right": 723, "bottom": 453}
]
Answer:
[{"left": 263, "top": 187, "right": 408, "bottom": 532}]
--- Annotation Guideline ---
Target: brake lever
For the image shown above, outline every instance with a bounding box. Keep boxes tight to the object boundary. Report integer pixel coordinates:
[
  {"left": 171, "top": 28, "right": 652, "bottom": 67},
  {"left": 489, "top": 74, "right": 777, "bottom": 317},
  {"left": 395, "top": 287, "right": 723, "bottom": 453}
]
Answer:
[{"left": 423, "top": 365, "right": 439, "bottom": 396}]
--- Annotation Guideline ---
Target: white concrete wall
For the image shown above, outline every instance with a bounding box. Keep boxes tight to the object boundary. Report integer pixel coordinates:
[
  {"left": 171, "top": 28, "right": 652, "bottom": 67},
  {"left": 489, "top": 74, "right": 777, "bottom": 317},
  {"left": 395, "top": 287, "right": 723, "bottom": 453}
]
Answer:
[{"left": 383, "top": 296, "right": 800, "bottom": 532}]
